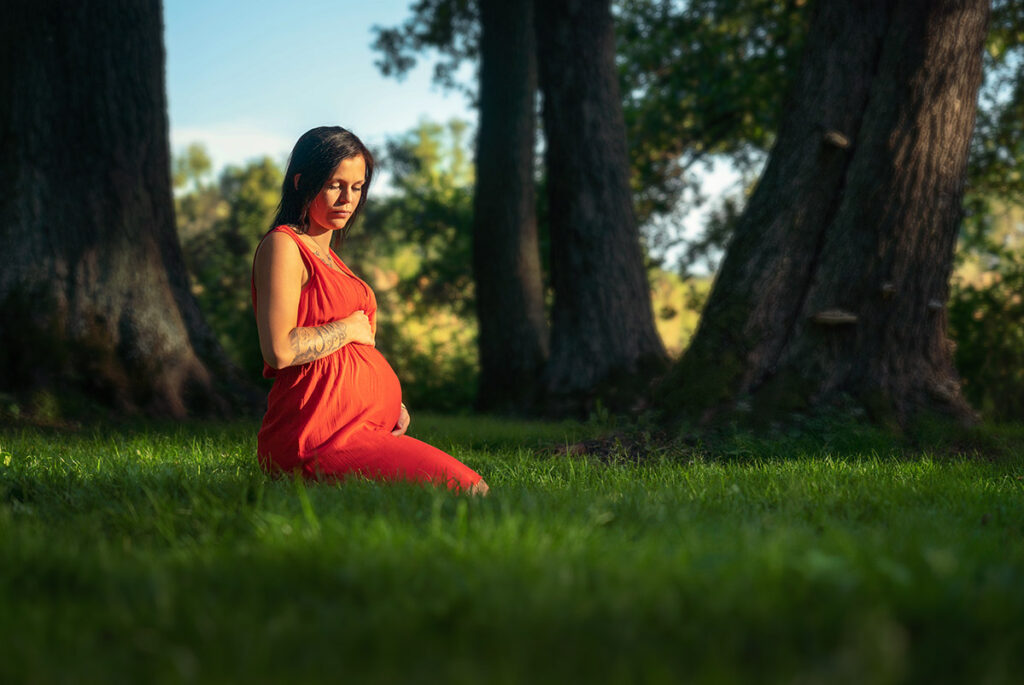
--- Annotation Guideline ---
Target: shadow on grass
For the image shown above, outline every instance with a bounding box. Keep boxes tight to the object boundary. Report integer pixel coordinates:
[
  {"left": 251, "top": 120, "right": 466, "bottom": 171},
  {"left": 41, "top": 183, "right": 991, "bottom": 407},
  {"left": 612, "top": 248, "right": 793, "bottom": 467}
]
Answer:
[{"left": 561, "top": 415, "right": 1024, "bottom": 465}]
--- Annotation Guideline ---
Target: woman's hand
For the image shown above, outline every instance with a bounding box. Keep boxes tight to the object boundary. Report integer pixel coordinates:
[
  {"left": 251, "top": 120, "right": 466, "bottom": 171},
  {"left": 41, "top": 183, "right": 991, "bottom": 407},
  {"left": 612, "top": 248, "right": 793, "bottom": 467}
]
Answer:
[
  {"left": 341, "top": 309, "right": 375, "bottom": 347},
  {"left": 392, "top": 403, "right": 410, "bottom": 436}
]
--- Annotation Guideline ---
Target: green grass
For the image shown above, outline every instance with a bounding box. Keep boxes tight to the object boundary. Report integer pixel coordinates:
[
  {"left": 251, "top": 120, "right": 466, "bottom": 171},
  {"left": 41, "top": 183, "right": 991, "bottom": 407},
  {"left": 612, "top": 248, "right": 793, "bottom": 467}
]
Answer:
[{"left": 2, "top": 416, "right": 1023, "bottom": 684}]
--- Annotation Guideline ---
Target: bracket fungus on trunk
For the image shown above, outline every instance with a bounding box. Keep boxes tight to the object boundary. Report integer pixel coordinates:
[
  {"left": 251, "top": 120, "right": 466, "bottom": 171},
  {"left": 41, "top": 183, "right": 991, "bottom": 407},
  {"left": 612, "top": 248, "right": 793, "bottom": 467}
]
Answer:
[
  {"left": 822, "top": 130, "right": 851, "bottom": 149},
  {"left": 810, "top": 308, "right": 859, "bottom": 325}
]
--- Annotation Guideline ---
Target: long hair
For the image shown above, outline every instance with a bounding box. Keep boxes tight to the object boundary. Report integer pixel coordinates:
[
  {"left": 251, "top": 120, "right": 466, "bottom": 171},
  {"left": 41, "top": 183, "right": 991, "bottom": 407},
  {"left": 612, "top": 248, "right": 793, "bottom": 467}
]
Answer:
[{"left": 270, "top": 126, "right": 375, "bottom": 246}]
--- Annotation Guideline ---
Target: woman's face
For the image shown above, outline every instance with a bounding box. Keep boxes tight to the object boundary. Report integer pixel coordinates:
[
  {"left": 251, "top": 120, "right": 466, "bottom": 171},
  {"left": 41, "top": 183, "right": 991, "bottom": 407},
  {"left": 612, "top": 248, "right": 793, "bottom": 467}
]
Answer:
[{"left": 307, "top": 155, "right": 366, "bottom": 232}]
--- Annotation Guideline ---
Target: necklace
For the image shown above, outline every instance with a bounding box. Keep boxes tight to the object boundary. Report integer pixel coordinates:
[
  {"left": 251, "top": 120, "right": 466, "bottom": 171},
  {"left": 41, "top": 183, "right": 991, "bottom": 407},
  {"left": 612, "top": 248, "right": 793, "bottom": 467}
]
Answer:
[{"left": 304, "top": 236, "right": 339, "bottom": 271}]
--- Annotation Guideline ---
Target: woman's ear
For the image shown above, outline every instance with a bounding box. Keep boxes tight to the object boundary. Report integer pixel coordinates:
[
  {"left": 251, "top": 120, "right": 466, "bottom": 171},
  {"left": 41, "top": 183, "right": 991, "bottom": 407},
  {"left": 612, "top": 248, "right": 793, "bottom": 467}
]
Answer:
[{"left": 293, "top": 173, "right": 301, "bottom": 190}]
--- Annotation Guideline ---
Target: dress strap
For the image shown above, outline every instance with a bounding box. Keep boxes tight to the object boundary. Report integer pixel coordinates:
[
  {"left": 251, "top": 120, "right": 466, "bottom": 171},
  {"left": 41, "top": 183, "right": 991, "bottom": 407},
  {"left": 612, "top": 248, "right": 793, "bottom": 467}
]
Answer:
[{"left": 273, "top": 225, "right": 348, "bottom": 275}]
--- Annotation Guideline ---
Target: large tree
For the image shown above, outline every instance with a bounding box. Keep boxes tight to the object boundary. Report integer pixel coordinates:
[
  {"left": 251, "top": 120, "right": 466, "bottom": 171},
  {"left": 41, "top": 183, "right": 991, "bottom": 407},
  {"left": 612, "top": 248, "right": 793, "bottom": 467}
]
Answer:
[
  {"left": 534, "top": 0, "right": 668, "bottom": 414},
  {"left": 660, "top": 0, "right": 990, "bottom": 425},
  {"left": 471, "top": 0, "right": 548, "bottom": 412},
  {"left": 0, "top": 0, "right": 251, "bottom": 417}
]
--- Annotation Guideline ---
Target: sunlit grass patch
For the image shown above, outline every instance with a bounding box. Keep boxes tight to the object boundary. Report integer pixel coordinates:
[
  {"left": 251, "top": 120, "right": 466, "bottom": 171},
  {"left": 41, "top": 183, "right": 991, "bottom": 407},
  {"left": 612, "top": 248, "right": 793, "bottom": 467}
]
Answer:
[{"left": 1, "top": 417, "right": 1023, "bottom": 683}]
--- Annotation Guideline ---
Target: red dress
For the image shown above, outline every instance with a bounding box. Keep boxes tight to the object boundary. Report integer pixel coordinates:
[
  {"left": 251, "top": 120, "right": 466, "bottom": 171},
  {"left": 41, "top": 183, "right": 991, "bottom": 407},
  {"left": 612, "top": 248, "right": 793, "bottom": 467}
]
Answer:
[{"left": 252, "top": 225, "right": 482, "bottom": 491}]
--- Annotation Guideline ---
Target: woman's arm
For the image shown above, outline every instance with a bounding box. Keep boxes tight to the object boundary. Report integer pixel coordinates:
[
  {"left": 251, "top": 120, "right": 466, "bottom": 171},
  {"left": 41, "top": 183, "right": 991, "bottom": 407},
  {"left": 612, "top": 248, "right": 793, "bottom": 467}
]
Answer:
[
  {"left": 253, "top": 232, "right": 374, "bottom": 369},
  {"left": 287, "top": 320, "right": 353, "bottom": 365}
]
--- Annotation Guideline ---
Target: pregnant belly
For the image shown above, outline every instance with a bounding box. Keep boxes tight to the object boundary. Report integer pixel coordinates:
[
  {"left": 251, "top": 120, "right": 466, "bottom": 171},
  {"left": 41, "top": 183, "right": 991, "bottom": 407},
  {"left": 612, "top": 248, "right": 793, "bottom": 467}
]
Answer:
[
  {"left": 345, "top": 345, "right": 403, "bottom": 427},
  {"left": 258, "top": 345, "right": 402, "bottom": 468},
  {"left": 263, "top": 346, "right": 401, "bottom": 437}
]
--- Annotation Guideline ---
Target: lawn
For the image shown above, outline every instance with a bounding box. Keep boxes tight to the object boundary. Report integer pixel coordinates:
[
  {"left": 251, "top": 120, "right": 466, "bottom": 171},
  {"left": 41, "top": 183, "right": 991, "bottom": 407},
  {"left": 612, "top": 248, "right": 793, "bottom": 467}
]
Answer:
[{"left": 1, "top": 415, "right": 1023, "bottom": 684}]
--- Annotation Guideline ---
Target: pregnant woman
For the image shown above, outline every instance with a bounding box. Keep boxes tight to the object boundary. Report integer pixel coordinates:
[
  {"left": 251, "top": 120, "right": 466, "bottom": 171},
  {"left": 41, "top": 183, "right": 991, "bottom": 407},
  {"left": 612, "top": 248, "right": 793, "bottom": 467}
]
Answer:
[{"left": 251, "top": 126, "right": 487, "bottom": 495}]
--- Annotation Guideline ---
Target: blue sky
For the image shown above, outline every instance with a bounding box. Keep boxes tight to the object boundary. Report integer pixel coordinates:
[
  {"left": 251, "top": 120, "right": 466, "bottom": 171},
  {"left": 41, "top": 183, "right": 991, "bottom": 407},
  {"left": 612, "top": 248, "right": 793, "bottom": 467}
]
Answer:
[{"left": 164, "top": 0, "right": 476, "bottom": 171}]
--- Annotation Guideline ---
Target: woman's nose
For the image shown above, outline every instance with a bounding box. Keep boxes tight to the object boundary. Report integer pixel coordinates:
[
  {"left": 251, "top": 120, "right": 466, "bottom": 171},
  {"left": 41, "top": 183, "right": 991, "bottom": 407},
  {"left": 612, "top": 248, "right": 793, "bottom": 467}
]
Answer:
[{"left": 335, "top": 188, "right": 353, "bottom": 206}]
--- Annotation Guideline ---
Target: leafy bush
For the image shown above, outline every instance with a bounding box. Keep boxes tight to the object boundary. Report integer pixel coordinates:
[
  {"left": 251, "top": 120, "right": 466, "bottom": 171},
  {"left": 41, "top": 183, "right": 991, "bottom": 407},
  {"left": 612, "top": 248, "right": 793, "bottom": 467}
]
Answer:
[
  {"left": 178, "top": 155, "right": 282, "bottom": 383},
  {"left": 949, "top": 248, "right": 1024, "bottom": 421}
]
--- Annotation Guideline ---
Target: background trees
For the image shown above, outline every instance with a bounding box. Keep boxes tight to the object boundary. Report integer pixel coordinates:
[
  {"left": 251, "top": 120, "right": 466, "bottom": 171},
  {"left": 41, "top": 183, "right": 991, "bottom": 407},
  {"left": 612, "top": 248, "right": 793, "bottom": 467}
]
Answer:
[
  {"left": 378, "top": 0, "right": 670, "bottom": 415},
  {"left": 373, "top": 0, "right": 1024, "bottom": 425},
  {"left": 174, "top": 151, "right": 282, "bottom": 384},
  {"left": 3, "top": 0, "right": 1021, "bottom": 424}
]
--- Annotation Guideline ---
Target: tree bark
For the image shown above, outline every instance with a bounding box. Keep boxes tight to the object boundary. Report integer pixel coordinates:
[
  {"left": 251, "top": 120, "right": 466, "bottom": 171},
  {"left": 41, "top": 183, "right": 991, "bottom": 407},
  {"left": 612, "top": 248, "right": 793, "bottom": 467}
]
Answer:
[
  {"left": 661, "top": 0, "right": 989, "bottom": 425},
  {"left": 534, "top": 0, "right": 668, "bottom": 416},
  {"left": 472, "top": 0, "right": 549, "bottom": 413},
  {"left": 0, "top": 0, "right": 255, "bottom": 418}
]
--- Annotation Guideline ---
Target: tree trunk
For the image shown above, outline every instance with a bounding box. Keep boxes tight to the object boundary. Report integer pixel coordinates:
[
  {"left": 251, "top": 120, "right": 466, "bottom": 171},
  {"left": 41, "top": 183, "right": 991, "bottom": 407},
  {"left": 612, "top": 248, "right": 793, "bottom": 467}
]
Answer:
[
  {"left": 0, "top": 0, "right": 255, "bottom": 418},
  {"left": 534, "top": 0, "right": 668, "bottom": 416},
  {"left": 661, "top": 0, "right": 989, "bottom": 426},
  {"left": 472, "top": 0, "right": 549, "bottom": 413}
]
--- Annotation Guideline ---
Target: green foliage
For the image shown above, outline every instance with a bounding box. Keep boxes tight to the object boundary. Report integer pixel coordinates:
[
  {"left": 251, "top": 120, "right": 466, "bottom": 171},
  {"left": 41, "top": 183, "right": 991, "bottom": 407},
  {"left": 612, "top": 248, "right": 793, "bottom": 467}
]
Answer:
[
  {"left": 968, "top": 0, "right": 1024, "bottom": 203},
  {"left": 172, "top": 142, "right": 213, "bottom": 191},
  {"left": 176, "top": 153, "right": 283, "bottom": 382},
  {"left": 173, "top": 143, "right": 224, "bottom": 240},
  {"left": 2, "top": 418, "right": 1024, "bottom": 682},
  {"left": 349, "top": 119, "right": 479, "bottom": 410},
  {"left": 371, "top": 0, "right": 478, "bottom": 94},
  {"left": 372, "top": 0, "right": 806, "bottom": 226},
  {"left": 949, "top": 243, "right": 1024, "bottom": 422},
  {"left": 677, "top": 191, "right": 746, "bottom": 276},
  {"left": 353, "top": 119, "right": 476, "bottom": 314},
  {"left": 953, "top": 7, "right": 1024, "bottom": 419},
  {"left": 616, "top": 0, "right": 807, "bottom": 223}
]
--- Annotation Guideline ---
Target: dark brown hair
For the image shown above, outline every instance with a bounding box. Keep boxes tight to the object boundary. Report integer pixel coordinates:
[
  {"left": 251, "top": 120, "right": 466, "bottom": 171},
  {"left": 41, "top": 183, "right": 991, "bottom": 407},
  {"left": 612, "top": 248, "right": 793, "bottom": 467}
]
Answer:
[{"left": 271, "top": 126, "right": 375, "bottom": 243}]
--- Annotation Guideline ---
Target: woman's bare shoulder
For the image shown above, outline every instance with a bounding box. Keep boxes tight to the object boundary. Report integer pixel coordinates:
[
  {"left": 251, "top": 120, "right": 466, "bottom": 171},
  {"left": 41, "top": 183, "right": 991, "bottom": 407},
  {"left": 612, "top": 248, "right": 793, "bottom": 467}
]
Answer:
[
  {"left": 254, "top": 228, "right": 308, "bottom": 288},
  {"left": 255, "top": 229, "right": 302, "bottom": 266}
]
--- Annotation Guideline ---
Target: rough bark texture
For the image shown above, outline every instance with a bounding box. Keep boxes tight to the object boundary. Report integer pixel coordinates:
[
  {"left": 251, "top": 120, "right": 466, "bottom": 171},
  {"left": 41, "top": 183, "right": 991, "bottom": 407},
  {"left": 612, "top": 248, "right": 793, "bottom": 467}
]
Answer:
[
  {"left": 662, "top": 0, "right": 989, "bottom": 425},
  {"left": 0, "top": 0, "right": 256, "bottom": 418},
  {"left": 535, "top": 0, "right": 668, "bottom": 416},
  {"left": 472, "top": 0, "right": 549, "bottom": 413}
]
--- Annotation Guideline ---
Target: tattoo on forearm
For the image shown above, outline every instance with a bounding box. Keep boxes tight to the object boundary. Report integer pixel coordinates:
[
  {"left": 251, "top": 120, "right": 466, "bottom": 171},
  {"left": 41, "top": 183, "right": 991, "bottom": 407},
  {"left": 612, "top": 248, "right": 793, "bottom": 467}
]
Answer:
[{"left": 289, "top": 321, "right": 348, "bottom": 364}]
